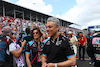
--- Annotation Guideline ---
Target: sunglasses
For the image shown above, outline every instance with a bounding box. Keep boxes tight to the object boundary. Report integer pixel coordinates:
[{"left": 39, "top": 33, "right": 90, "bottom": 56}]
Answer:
[{"left": 33, "top": 32, "right": 39, "bottom": 34}]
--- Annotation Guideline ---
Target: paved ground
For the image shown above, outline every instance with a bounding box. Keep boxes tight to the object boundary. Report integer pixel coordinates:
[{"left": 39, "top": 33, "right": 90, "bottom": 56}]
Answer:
[
  {"left": 76, "top": 48, "right": 95, "bottom": 67},
  {"left": 76, "top": 59, "right": 94, "bottom": 67}
]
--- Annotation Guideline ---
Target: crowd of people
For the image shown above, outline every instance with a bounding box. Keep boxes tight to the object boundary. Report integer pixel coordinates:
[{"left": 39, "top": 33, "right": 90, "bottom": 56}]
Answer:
[
  {"left": 0, "top": 15, "right": 85, "bottom": 36},
  {"left": 0, "top": 15, "right": 100, "bottom": 67}
]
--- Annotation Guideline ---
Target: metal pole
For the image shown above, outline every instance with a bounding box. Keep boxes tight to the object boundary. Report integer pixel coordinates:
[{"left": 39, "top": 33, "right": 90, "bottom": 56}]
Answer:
[
  {"left": 62, "top": 22, "right": 63, "bottom": 26},
  {"left": 23, "top": 11, "right": 24, "bottom": 20},
  {"left": 36, "top": 13, "right": 37, "bottom": 22},
  {"left": 67, "top": 23, "right": 68, "bottom": 27},
  {"left": 3, "top": 3, "right": 5, "bottom": 17},
  {"left": 61, "top": 21, "right": 62, "bottom": 26},
  {"left": 33, "top": 3, "right": 36, "bottom": 10},
  {"left": 45, "top": 17, "right": 46, "bottom": 24},
  {"left": 14, "top": 8, "right": 16, "bottom": 19},
  {"left": 41, "top": 15, "right": 43, "bottom": 22},
  {"left": 87, "top": 27, "right": 88, "bottom": 34},
  {"left": 30, "top": 13, "right": 31, "bottom": 21},
  {"left": 59, "top": 20, "right": 61, "bottom": 26},
  {"left": 65, "top": 22, "right": 66, "bottom": 27}
]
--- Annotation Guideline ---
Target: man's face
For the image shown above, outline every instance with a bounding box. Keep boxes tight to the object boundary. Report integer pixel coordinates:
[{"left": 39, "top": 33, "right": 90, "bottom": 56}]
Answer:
[
  {"left": 68, "top": 34, "right": 71, "bottom": 37},
  {"left": 46, "top": 21, "right": 59, "bottom": 37},
  {"left": 79, "top": 33, "right": 83, "bottom": 36}
]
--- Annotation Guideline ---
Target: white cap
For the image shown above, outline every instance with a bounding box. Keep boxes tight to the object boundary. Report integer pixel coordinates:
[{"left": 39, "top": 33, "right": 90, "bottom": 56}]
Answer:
[{"left": 68, "top": 31, "right": 73, "bottom": 34}]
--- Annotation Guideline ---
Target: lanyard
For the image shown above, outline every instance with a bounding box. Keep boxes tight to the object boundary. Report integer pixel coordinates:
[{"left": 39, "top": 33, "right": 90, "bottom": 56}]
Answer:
[
  {"left": 31, "top": 39, "right": 42, "bottom": 64},
  {"left": 78, "top": 36, "right": 84, "bottom": 41},
  {"left": 32, "top": 39, "right": 42, "bottom": 52}
]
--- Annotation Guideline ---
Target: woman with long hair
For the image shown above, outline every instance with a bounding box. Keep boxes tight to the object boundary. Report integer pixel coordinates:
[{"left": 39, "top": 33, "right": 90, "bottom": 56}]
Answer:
[
  {"left": 25, "top": 27, "right": 43, "bottom": 67},
  {"left": 67, "top": 31, "right": 77, "bottom": 56}
]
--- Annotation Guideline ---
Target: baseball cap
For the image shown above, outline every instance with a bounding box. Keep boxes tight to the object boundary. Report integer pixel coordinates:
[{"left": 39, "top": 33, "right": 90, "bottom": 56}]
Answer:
[
  {"left": 2, "top": 26, "right": 13, "bottom": 33},
  {"left": 68, "top": 31, "right": 73, "bottom": 34}
]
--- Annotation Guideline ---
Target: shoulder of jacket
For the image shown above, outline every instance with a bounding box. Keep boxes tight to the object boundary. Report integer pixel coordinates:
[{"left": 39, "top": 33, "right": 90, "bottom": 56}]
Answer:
[
  {"left": 28, "top": 40, "right": 33, "bottom": 46},
  {"left": 44, "top": 37, "right": 50, "bottom": 44}
]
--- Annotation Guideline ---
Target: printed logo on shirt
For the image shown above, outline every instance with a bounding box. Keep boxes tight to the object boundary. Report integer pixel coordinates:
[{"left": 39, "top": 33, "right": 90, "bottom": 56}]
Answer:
[
  {"left": 56, "top": 40, "right": 62, "bottom": 46},
  {"left": 94, "top": 54, "right": 100, "bottom": 61},
  {"left": 46, "top": 41, "right": 50, "bottom": 45},
  {"left": 92, "top": 37, "right": 100, "bottom": 51},
  {"left": 92, "top": 37, "right": 100, "bottom": 45},
  {"left": 62, "top": 37, "right": 66, "bottom": 41},
  {"left": 69, "top": 41, "right": 74, "bottom": 50},
  {"left": 32, "top": 43, "right": 37, "bottom": 47}
]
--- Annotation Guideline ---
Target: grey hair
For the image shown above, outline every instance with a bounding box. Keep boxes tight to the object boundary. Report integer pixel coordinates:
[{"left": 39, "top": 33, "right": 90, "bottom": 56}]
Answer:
[{"left": 47, "top": 17, "right": 60, "bottom": 27}]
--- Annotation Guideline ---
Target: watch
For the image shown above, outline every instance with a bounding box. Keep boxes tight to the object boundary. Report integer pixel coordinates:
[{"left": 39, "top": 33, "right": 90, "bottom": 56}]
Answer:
[{"left": 55, "top": 63, "right": 57, "bottom": 67}]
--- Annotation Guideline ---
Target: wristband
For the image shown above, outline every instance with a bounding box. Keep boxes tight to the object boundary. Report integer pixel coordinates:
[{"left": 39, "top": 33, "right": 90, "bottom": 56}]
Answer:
[
  {"left": 21, "top": 46, "right": 24, "bottom": 49},
  {"left": 55, "top": 63, "right": 57, "bottom": 67}
]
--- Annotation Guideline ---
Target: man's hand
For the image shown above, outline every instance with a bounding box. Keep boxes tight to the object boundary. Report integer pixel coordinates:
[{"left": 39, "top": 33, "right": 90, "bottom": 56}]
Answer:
[
  {"left": 83, "top": 43, "right": 85, "bottom": 47},
  {"left": 76, "top": 45, "right": 78, "bottom": 48},
  {"left": 47, "top": 63, "right": 55, "bottom": 67},
  {"left": 42, "top": 62, "right": 47, "bottom": 67},
  {"left": 21, "top": 40, "right": 26, "bottom": 47}
]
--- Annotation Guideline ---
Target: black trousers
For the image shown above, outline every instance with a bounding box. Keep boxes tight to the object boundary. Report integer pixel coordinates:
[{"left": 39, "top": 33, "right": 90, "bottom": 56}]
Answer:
[
  {"left": 94, "top": 61, "right": 100, "bottom": 67},
  {"left": 0, "top": 61, "right": 4, "bottom": 67},
  {"left": 32, "top": 62, "right": 41, "bottom": 67},
  {"left": 79, "top": 45, "right": 85, "bottom": 59}
]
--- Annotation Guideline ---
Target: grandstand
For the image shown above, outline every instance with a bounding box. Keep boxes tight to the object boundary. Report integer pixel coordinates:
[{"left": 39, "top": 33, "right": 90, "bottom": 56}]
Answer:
[
  {"left": 0, "top": 0, "right": 73, "bottom": 26},
  {"left": 0, "top": 0, "right": 85, "bottom": 35}
]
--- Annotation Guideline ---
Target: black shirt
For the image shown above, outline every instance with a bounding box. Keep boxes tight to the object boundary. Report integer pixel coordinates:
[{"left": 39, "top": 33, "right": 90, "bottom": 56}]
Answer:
[
  {"left": 43, "top": 35, "right": 75, "bottom": 63},
  {"left": 23, "top": 34, "right": 33, "bottom": 44},
  {"left": 25, "top": 40, "right": 43, "bottom": 64},
  {"left": 87, "top": 34, "right": 100, "bottom": 62}
]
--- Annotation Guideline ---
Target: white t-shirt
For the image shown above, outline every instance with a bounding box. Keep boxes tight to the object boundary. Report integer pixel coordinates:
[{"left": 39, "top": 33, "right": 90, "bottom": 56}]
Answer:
[
  {"left": 93, "top": 33, "right": 98, "bottom": 36},
  {"left": 9, "top": 43, "right": 16, "bottom": 52},
  {"left": 9, "top": 42, "right": 25, "bottom": 67},
  {"left": 73, "top": 35, "right": 78, "bottom": 41}
]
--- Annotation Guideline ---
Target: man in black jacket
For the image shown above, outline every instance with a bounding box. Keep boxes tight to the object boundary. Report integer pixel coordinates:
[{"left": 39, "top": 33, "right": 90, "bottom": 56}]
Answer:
[
  {"left": 42, "top": 17, "right": 76, "bottom": 67},
  {"left": 87, "top": 31, "right": 100, "bottom": 67}
]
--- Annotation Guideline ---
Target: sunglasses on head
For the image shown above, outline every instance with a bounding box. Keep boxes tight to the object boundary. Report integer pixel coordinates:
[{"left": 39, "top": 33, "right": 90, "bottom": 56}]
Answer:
[{"left": 12, "top": 33, "right": 16, "bottom": 35}]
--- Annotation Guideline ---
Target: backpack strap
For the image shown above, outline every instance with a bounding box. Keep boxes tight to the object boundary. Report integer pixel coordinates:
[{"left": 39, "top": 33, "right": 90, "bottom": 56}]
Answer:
[{"left": 6, "top": 38, "right": 10, "bottom": 45}]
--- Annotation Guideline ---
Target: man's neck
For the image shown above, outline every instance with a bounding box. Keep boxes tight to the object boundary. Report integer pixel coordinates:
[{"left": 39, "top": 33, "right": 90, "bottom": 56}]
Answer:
[
  {"left": 51, "top": 32, "right": 59, "bottom": 42},
  {"left": 80, "top": 36, "right": 83, "bottom": 37}
]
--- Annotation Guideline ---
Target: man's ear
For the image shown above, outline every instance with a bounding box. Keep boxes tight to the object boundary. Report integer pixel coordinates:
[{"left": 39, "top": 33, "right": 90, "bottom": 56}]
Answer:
[{"left": 57, "top": 26, "right": 59, "bottom": 31}]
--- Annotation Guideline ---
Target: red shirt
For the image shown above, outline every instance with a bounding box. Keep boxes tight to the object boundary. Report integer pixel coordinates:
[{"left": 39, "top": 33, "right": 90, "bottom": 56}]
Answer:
[{"left": 77, "top": 36, "right": 86, "bottom": 45}]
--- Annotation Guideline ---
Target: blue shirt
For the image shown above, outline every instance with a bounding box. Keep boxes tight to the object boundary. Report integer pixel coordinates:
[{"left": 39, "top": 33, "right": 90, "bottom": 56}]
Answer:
[{"left": 0, "top": 36, "right": 7, "bottom": 62}]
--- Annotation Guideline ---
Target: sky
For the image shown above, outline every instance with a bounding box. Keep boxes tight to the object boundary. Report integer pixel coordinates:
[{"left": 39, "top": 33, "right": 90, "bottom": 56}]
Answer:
[{"left": 4, "top": 0, "right": 100, "bottom": 30}]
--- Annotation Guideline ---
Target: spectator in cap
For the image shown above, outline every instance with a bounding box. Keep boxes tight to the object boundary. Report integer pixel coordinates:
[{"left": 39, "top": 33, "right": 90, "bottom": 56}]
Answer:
[
  {"left": 0, "top": 26, "right": 13, "bottom": 67},
  {"left": 1, "top": 26, "right": 13, "bottom": 36},
  {"left": 67, "top": 31, "right": 78, "bottom": 67},
  {"left": 1, "top": 26, "right": 26, "bottom": 67},
  {"left": 67, "top": 31, "right": 78, "bottom": 56}
]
